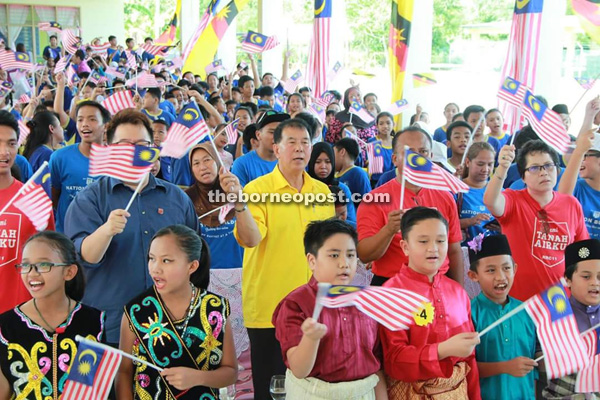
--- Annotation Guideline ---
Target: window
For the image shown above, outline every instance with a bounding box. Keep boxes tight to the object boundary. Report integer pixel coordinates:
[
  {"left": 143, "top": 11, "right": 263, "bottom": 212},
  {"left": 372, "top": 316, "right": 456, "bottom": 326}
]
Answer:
[{"left": 0, "top": 4, "right": 80, "bottom": 62}]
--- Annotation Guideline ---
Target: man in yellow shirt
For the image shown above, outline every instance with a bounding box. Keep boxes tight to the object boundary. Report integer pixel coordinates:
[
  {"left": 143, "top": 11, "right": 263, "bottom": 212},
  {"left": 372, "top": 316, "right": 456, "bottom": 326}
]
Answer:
[{"left": 233, "top": 118, "right": 335, "bottom": 399}]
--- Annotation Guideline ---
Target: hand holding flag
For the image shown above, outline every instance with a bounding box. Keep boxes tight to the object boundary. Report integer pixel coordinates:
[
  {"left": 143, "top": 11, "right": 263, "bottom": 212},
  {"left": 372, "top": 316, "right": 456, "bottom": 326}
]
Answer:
[
  {"left": 403, "top": 149, "right": 469, "bottom": 193},
  {"left": 282, "top": 70, "right": 304, "bottom": 94},
  {"left": 102, "top": 91, "right": 136, "bottom": 115},
  {"left": 161, "top": 102, "right": 210, "bottom": 158},
  {"left": 349, "top": 100, "right": 375, "bottom": 124},
  {"left": 224, "top": 119, "right": 240, "bottom": 145},
  {"left": 89, "top": 144, "right": 160, "bottom": 182}
]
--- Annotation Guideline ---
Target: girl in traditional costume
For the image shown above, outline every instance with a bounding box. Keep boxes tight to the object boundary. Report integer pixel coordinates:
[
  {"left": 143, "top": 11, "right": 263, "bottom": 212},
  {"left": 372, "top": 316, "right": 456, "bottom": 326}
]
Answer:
[
  {"left": 116, "top": 225, "right": 237, "bottom": 399},
  {"left": 0, "top": 231, "right": 104, "bottom": 400}
]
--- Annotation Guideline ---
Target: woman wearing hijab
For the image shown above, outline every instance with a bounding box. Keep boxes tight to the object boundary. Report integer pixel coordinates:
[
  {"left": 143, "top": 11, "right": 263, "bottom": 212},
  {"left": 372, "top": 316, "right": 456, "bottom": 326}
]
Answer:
[
  {"left": 325, "top": 86, "right": 378, "bottom": 144},
  {"left": 185, "top": 142, "right": 249, "bottom": 358},
  {"left": 308, "top": 142, "right": 357, "bottom": 227}
]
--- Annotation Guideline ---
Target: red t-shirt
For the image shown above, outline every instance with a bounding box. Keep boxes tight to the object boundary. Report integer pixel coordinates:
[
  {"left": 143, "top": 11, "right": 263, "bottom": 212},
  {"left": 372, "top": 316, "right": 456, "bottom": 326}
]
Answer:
[
  {"left": 495, "top": 189, "right": 589, "bottom": 301},
  {"left": 0, "top": 179, "right": 55, "bottom": 313},
  {"left": 357, "top": 178, "right": 462, "bottom": 278}
]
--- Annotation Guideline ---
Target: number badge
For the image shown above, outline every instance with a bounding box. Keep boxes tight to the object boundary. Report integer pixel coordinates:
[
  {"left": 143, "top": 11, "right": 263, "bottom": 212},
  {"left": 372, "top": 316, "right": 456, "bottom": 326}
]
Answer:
[{"left": 413, "top": 301, "right": 435, "bottom": 326}]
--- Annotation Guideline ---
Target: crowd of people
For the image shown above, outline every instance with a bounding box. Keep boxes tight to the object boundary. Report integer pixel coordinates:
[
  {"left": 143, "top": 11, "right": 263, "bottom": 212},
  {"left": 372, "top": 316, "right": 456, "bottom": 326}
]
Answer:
[{"left": 0, "top": 30, "right": 600, "bottom": 400}]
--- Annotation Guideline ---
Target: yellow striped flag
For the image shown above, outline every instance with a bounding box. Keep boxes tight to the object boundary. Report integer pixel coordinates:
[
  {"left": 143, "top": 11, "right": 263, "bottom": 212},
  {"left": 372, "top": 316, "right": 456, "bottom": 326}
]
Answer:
[
  {"left": 388, "top": 0, "right": 414, "bottom": 114},
  {"left": 154, "top": 0, "right": 181, "bottom": 46}
]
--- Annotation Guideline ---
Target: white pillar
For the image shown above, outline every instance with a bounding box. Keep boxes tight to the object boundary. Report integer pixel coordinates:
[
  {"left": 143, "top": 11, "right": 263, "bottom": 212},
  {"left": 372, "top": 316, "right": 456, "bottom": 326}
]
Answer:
[
  {"left": 258, "top": 0, "right": 284, "bottom": 79},
  {"left": 180, "top": 0, "right": 200, "bottom": 54}
]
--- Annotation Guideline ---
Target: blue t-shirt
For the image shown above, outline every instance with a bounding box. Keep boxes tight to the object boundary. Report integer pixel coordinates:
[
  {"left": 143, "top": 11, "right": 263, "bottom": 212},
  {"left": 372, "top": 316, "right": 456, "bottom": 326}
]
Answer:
[
  {"left": 170, "top": 152, "right": 194, "bottom": 187},
  {"left": 27, "top": 146, "right": 53, "bottom": 195},
  {"left": 231, "top": 150, "right": 278, "bottom": 187},
  {"left": 573, "top": 179, "right": 600, "bottom": 240},
  {"left": 43, "top": 45, "right": 62, "bottom": 61},
  {"left": 376, "top": 168, "right": 396, "bottom": 188},
  {"left": 456, "top": 186, "right": 495, "bottom": 244},
  {"left": 337, "top": 166, "right": 371, "bottom": 206},
  {"left": 491, "top": 132, "right": 511, "bottom": 148},
  {"left": 433, "top": 126, "right": 447, "bottom": 144},
  {"left": 159, "top": 155, "right": 172, "bottom": 182},
  {"left": 14, "top": 154, "right": 32, "bottom": 182},
  {"left": 49, "top": 144, "right": 98, "bottom": 232},
  {"left": 503, "top": 164, "right": 520, "bottom": 189},
  {"left": 107, "top": 48, "right": 122, "bottom": 61},
  {"left": 142, "top": 109, "right": 175, "bottom": 126},
  {"left": 486, "top": 135, "right": 502, "bottom": 154},
  {"left": 338, "top": 182, "right": 356, "bottom": 227},
  {"left": 368, "top": 138, "right": 394, "bottom": 184},
  {"left": 63, "top": 117, "right": 80, "bottom": 145},
  {"left": 200, "top": 218, "right": 244, "bottom": 269},
  {"left": 471, "top": 293, "right": 538, "bottom": 400},
  {"left": 159, "top": 100, "right": 176, "bottom": 117}
]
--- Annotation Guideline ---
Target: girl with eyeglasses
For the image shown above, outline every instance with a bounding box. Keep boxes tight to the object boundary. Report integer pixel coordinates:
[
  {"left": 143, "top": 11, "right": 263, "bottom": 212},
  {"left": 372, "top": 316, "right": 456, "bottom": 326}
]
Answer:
[
  {"left": 0, "top": 231, "right": 104, "bottom": 400},
  {"left": 484, "top": 140, "right": 589, "bottom": 302}
]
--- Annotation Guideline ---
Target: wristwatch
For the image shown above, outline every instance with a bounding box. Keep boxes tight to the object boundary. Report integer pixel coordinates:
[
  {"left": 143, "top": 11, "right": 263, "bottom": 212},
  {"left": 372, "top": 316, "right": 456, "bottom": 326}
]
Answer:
[{"left": 235, "top": 204, "right": 248, "bottom": 213}]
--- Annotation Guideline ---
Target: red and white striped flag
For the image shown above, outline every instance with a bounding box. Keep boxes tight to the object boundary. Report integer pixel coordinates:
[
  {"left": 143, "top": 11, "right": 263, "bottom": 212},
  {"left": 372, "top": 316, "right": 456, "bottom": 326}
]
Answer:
[
  {"left": 125, "top": 72, "right": 159, "bottom": 89},
  {"left": 576, "top": 326, "right": 600, "bottom": 393},
  {"left": 525, "top": 281, "right": 588, "bottom": 379},
  {"left": 240, "top": 31, "right": 280, "bottom": 53},
  {"left": 575, "top": 77, "right": 596, "bottom": 90},
  {"left": 282, "top": 70, "right": 304, "bottom": 94},
  {"left": 38, "top": 21, "right": 62, "bottom": 33},
  {"left": 349, "top": 100, "right": 375, "bottom": 124},
  {"left": 386, "top": 99, "right": 410, "bottom": 116},
  {"left": 403, "top": 149, "right": 469, "bottom": 193},
  {"left": 12, "top": 163, "right": 53, "bottom": 231},
  {"left": 312, "top": 92, "right": 334, "bottom": 109},
  {"left": 18, "top": 94, "right": 31, "bottom": 104},
  {"left": 306, "top": 0, "right": 332, "bottom": 98},
  {"left": 139, "top": 43, "right": 167, "bottom": 57},
  {"left": 218, "top": 203, "right": 235, "bottom": 224},
  {"left": 497, "top": 76, "right": 530, "bottom": 108},
  {"left": 125, "top": 52, "right": 137, "bottom": 70},
  {"left": 61, "top": 29, "right": 81, "bottom": 55},
  {"left": 62, "top": 341, "right": 121, "bottom": 400},
  {"left": 89, "top": 144, "right": 160, "bottom": 182},
  {"left": 0, "top": 50, "right": 33, "bottom": 72},
  {"left": 17, "top": 119, "right": 30, "bottom": 146},
  {"left": 499, "top": 0, "right": 543, "bottom": 134},
  {"left": 366, "top": 141, "right": 384, "bottom": 175},
  {"left": 90, "top": 42, "right": 111, "bottom": 54},
  {"left": 102, "top": 91, "right": 136, "bottom": 115},
  {"left": 161, "top": 102, "right": 210, "bottom": 159},
  {"left": 522, "top": 89, "right": 570, "bottom": 153},
  {"left": 318, "top": 285, "right": 429, "bottom": 331},
  {"left": 54, "top": 55, "right": 70, "bottom": 74},
  {"left": 105, "top": 66, "right": 126, "bottom": 80},
  {"left": 224, "top": 119, "right": 239, "bottom": 145}
]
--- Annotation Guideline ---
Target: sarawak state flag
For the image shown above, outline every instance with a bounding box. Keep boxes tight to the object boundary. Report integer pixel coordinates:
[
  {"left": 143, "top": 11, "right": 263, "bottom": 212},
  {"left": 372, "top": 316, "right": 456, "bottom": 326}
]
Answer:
[
  {"left": 388, "top": 0, "right": 414, "bottom": 119},
  {"left": 572, "top": 0, "right": 600, "bottom": 44},
  {"left": 154, "top": 0, "right": 181, "bottom": 46}
]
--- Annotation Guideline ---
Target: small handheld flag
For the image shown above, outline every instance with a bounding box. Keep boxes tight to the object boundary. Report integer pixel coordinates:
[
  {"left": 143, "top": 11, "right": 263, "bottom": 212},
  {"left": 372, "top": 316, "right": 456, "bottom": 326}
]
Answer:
[
  {"left": 282, "top": 70, "right": 304, "bottom": 94},
  {"left": 0, "top": 50, "right": 33, "bottom": 72},
  {"left": 102, "top": 91, "right": 136, "bottom": 115},
  {"left": 412, "top": 73, "right": 437, "bottom": 87},
  {"left": 17, "top": 119, "right": 30, "bottom": 146},
  {"left": 18, "top": 94, "right": 31, "bottom": 105},
  {"left": 38, "top": 21, "right": 62, "bottom": 33},
  {"left": 89, "top": 144, "right": 160, "bottom": 182},
  {"left": 106, "top": 66, "right": 126, "bottom": 80},
  {"left": 349, "top": 100, "right": 375, "bottom": 124},
  {"left": 326, "top": 61, "right": 343, "bottom": 83},
  {"left": 12, "top": 163, "right": 53, "bottom": 231},
  {"left": 125, "top": 72, "right": 160, "bottom": 89},
  {"left": 576, "top": 325, "right": 600, "bottom": 393},
  {"left": 218, "top": 203, "right": 235, "bottom": 224},
  {"left": 403, "top": 149, "right": 469, "bottom": 193},
  {"left": 574, "top": 77, "right": 596, "bottom": 90},
  {"left": 318, "top": 285, "right": 430, "bottom": 331},
  {"left": 497, "top": 76, "right": 529, "bottom": 108},
  {"left": 224, "top": 119, "right": 239, "bottom": 145},
  {"left": 61, "top": 29, "right": 81, "bottom": 55},
  {"left": 241, "top": 31, "right": 280, "bottom": 54},
  {"left": 90, "top": 42, "right": 111, "bottom": 54},
  {"left": 54, "top": 55, "right": 70, "bottom": 74},
  {"left": 366, "top": 141, "right": 384, "bottom": 175},
  {"left": 161, "top": 102, "right": 210, "bottom": 158},
  {"left": 522, "top": 90, "right": 570, "bottom": 153},
  {"left": 386, "top": 99, "right": 410, "bottom": 116},
  {"left": 205, "top": 59, "right": 225, "bottom": 75}
]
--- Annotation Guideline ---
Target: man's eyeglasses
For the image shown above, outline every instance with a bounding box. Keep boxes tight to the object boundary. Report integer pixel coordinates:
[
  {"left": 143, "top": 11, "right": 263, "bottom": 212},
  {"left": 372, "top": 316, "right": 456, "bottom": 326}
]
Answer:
[
  {"left": 584, "top": 152, "right": 600, "bottom": 159},
  {"left": 16, "top": 262, "right": 71, "bottom": 274},
  {"left": 114, "top": 140, "right": 152, "bottom": 147},
  {"left": 524, "top": 163, "right": 556, "bottom": 175}
]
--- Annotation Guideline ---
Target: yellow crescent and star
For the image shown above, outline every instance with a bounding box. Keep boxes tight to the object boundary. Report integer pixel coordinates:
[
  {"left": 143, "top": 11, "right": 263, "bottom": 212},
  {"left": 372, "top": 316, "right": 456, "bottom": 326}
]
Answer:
[
  {"left": 77, "top": 349, "right": 98, "bottom": 376},
  {"left": 547, "top": 285, "right": 568, "bottom": 314},
  {"left": 407, "top": 152, "right": 427, "bottom": 168},
  {"left": 315, "top": 0, "right": 327, "bottom": 16},
  {"left": 527, "top": 94, "right": 542, "bottom": 113},
  {"left": 183, "top": 107, "right": 200, "bottom": 122},
  {"left": 516, "top": 0, "right": 531, "bottom": 10},
  {"left": 138, "top": 147, "right": 160, "bottom": 163},
  {"left": 504, "top": 78, "right": 517, "bottom": 91},
  {"left": 249, "top": 33, "right": 263, "bottom": 44},
  {"left": 41, "top": 172, "right": 51, "bottom": 184},
  {"left": 328, "top": 285, "right": 361, "bottom": 296}
]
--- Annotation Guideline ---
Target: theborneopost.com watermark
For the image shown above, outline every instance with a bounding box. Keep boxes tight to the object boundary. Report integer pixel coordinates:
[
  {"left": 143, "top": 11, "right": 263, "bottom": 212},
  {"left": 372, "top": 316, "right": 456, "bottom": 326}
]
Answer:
[{"left": 208, "top": 190, "right": 391, "bottom": 207}]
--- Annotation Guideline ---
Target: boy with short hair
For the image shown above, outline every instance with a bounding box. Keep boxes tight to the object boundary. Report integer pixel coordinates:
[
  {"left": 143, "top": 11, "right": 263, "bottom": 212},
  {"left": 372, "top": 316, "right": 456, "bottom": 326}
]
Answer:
[
  {"left": 273, "top": 219, "right": 387, "bottom": 399},
  {"left": 485, "top": 109, "right": 510, "bottom": 147},
  {"left": 334, "top": 138, "right": 372, "bottom": 207},
  {"left": 468, "top": 234, "right": 538, "bottom": 400},
  {"left": 446, "top": 121, "right": 472, "bottom": 170},
  {"left": 380, "top": 207, "right": 481, "bottom": 399},
  {"left": 141, "top": 87, "right": 175, "bottom": 126}
]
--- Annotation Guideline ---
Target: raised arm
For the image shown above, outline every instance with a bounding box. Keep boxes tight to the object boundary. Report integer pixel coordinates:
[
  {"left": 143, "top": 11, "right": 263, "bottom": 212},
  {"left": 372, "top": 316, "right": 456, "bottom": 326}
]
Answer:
[
  {"left": 484, "top": 145, "right": 515, "bottom": 217},
  {"left": 53, "top": 73, "right": 70, "bottom": 127},
  {"left": 248, "top": 53, "right": 260, "bottom": 89},
  {"left": 280, "top": 50, "right": 290, "bottom": 83}
]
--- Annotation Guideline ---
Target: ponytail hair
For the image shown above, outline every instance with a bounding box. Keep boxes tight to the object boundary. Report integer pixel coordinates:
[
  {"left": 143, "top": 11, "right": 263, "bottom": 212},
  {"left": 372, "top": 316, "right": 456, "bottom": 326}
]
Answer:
[
  {"left": 462, "top": 141, "right": 495, "bottom": 179},
  {"left": 151, "top": 225, "right": 210, "bottom": 290},
  {"left": 24, "top": 231, "right": 86, "bottom": 301},
  {"left": 23, "top": 111, "right": 60, "bottom": 160}
]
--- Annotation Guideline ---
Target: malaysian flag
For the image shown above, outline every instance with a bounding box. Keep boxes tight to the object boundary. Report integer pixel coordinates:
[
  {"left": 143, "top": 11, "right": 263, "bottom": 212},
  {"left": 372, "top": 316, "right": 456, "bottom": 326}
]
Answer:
[
  {"left": 524, "top": 281, "right": 588, "bottom": 379},
  {"left": 576, "top": 326, "right": 600, "bottom": 393},
  {"left": 497, "top": 76, "right": 529, "bottom": 108},
  {"left": 54, "top": 55, "right": 70, "bottom": 74},
  {"left": 17, "top": 119, "right": 30, "bottom": 146},
  {"left": 318, "top": 285, "right": 429, "bottom": 331},
  {"left": 403, "top": 149, "right": 469, "bottom": 193},
  {"left": 65, "top": 65, "right": 79, "bottom": 84},
  {"left": 139, "top": 43, "right": 168, "bottom": 57},
  {"left": 522, "top": 90, "right": 570, "bottom": 153},
  {"left": 18, "top": 94, "right": 30, "bottom": 104},
  {"left": 62, "top": 341, "right": 121, "bottom": 400},
  {"left": 89, "top": 143, "right": 160, "bottom": 182},
  {"left": 88, "top": 71, "right": 104, "bottom": 85},
  {"left": 224, "top": 118, "right": 239, "bottom": 145},
  {"left": 312, "top": 92, "right": 334, "bottom": 109},
  {"left": 499, "top": 0, "right": 543, "bottom": 134},
  {"left": 90, "top": 42, "right": 111, "bottom": 54},
  {"left": 38, "top": 21, "right": 62, "bottom": 33},
  {"left": 165, "top": 57, "right": 183, "bottom": 71},
  {"left": 125, "top": 72, "right": 159, "bottom": 89},
  {"left": 12, "top": 163, "right": 53, "bottom": 231},
  {"left": 386, "top": 99, "right": 410, "bottom": 115},
  {"left": 61, "top": 29, "right": 81, "bottom": 55},
  {"left": 308, "top": 103, "right": 326, "bottom": 123},
  {"left": 366, "top": 141, "right": 384, "bottom": 175},
  {"left": 282, "top": 70, "right": 304, "bottom": 94},
  {"left": 326, "top": 61, "right": 342, "bottom": 83},
  {"left": 306, "top": 0, "right": 331, "bottom": 98},
  {"left": 241, "top": 31, "right": 280, "bottom": 53},
  {"left": 105, "top": 66, "right": 126, "bottom": 80},
  {"left": 205, "top": 59, "right": 225, "bottom": 75},
  {"left": 101, "top": 90, "right": 136, "bottom": 115},
  {"left": 0, "top": 50, "right": 33, "bottom": 71},
  {"left": 349, "top": 100, "right": 375, "bottom": 124},
  {"left": 161, "top": 102, "right": 210, "bottom": 158},
  {"left": 125, "top": 52, "right": 137, "bottom": 70},
  {"left": 575, "top": 77, "right": 596, "bottom": 90},
  {"left": 218, "top": 203, "right": 235, "bottom": 224}
]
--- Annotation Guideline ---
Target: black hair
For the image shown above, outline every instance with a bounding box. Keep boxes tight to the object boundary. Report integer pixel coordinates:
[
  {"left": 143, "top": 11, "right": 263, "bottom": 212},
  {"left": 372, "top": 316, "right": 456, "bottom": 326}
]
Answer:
[
  {"left": 262, "top": 72, "right": 273, "bottom": 80},
  {"left": 470, "top": 255, "right": 515, "bottom": 272},
  {"left": 113, "top": 78, "right": 126, "bottom": 86},
  {"left": 516, "top": 139, "right": 560, "bottom": 178},
  {"left": 259, "top": 86, "right": 274, "bottom": 97},
  {"left": 177, "top": 79, "right": 191, "bottom": 88},
  {"left": 273, "top": 118, "right": 310, "bottom": 144},
  {"left": 392, "top": 126, "right": 433, "bottom": 154},
  {"left": 304, "top": 218, "right": 358, "bottom": 256},
  {"left": 144, "top": 37, "right": 153, "bottom": 43},
  {"left": 164, "top": 92, "right": 175, "bottom": 100},
  {"left": 235, "top": 106, "right": 254, "bottom": 121},
  {"left": 24, "top": 231, "right": 86, "bottom": 301},
  {"left": 0, "top": 110, "right": 19, "bottom": 136},
  {"left": 238, "top": 75, "right": 253, "bottom": 89},
  {"left": 105, "top": 109, "right": 153, "bottom": 143},
  {"left": 152, "top": 118, "right": 170, "bottom": 129},
  {"left": 197, "top": 81, "right": 209, "bottom": 91},
  {"left": 328, "top": 185, "right": 348, "bottom": 208},
  {"left": 145, "top": 87, "right": 162, "bottom": 101},
  {"left": 400, "top": 206, "right": 449, "bottom": 239},
  {"left": 287, "top": 93, "right": 306, "bottom": 109},
  {"left": 49, "top": 35, "right": 57, "bottom": 40},
  {"left": 298, "top": 86, "right": 311, "bottom": 94},
  {"left": 23, "top": 111, "right": 60, "bottom": 159},
  {"left": 376, "top": 111, "right": 394, "bottom": 125},
  {"left": 326, "top": 110, "right": 335, "bottom": 117},
  {"left": 445, "top": 120, "right": 472, "bottom": 142},
  {"left": 451, "top": 113, "right": 464, "bottom": 122},
  {"left": 225, "top": 100, "right": 238, "bottom": 107},
  {"left": 463, "top": 105, "right": 485, "bottom": 123},
  {"left": 334, "top": 137, "right": 360, "bottom": 161},
  {"left": 231, "top": 87, "right": 241, "bottom": 94},
  {"left": 485, "top": 108, "right": 502, "bottom": 118},
  {"left": 242, "top": 124, "right": 257, "bottom": 149},
  {"left": 108, "top": 35, "right": 116, "bottom": 41},
  {"left": 364, "top": 92, "right": 377, "bottom": 102},
  {"left": 445, "top": 102, "right": 459, "bottom": 112},
  {"left": 328, "top": 90, "right": 342, "bottom": 102},
  {"left": 76, "top": 100, "right": 111, "bottom": 124},
  {"left": 207, "top": 96, "right": 221, "bottom": 108},
  {"left": 126, "top": 38, "right": 134, "bottom": 45},
  {"left": 240, "top": 101, "right": 258, "bottom": 116},
  {"left": 151, "top": 225, "right": 210, "bottom": 289},
  {"left": 74, "top": 49, "right": 85, "bottom": 60},
  {"left": 294, "top": 112, "right": 319, "bottom": 139},
  {"left": 565, "top": 262, "right": 579, "bottom": 281}
]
